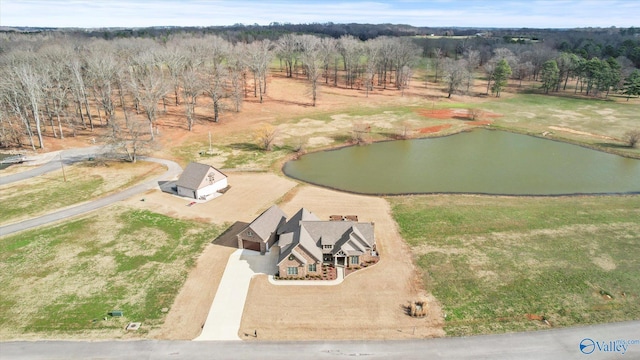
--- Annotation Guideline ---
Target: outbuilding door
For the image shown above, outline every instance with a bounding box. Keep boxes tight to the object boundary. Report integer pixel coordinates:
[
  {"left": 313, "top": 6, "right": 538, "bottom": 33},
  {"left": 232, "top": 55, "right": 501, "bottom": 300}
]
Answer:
[{"left": 242, "top": 240, "right": 261, "bottom": 252}]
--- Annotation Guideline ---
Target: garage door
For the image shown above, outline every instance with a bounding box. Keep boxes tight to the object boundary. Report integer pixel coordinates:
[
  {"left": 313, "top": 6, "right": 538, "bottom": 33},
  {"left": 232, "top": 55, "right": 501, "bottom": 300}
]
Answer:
[{"left": 242, "top": 240, "right": 261, "bottom": 252}]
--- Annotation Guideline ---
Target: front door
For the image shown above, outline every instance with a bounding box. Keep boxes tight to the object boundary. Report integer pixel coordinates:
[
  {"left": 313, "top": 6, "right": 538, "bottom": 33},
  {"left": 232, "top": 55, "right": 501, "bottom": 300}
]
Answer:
[{"left": 336, "top": 256, "right": 345, "bottom": 267}]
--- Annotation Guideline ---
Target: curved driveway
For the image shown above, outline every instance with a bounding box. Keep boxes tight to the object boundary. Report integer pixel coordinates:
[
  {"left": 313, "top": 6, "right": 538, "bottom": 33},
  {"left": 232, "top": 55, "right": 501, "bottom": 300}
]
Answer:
[
  {"left": 0, "top": 150, "right": 182, "bottom": 237},
  {"left": 2, "top": 321, "right": 639, "bottom": 359}
]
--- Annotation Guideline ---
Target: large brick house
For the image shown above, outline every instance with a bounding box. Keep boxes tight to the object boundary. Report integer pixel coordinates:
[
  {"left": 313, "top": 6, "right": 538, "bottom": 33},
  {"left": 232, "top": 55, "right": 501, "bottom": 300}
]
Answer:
[{"left": 238, "top": 206, "right": 377, "bottom": 278}]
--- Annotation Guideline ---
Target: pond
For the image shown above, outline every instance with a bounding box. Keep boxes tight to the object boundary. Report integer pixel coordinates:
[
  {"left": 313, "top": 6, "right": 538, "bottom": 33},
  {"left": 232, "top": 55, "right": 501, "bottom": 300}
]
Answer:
[{"left": 283, "top": 129, "right": 640, "bottom": 196}]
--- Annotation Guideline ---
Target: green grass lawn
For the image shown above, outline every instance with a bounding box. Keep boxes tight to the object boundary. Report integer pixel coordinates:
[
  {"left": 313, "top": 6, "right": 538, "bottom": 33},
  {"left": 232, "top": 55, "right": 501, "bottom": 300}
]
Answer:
[
  {"left": 389, "top": 195, "right": 640, "bottom": 336},
  {"left": 0, "top": 161, "right": 164, "bottom": 225},
  {"left": 480, "top": 93, "right": 639, "bottom": 140},
  {"left": 0, "top": 207, "right": 222, "bottom": 338}
]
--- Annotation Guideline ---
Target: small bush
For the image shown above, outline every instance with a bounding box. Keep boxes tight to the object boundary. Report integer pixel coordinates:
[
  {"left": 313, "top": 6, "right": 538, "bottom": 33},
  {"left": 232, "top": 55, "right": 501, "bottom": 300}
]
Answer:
[{"left": 623, "top": 130, "right": 640, "bottom": 148}]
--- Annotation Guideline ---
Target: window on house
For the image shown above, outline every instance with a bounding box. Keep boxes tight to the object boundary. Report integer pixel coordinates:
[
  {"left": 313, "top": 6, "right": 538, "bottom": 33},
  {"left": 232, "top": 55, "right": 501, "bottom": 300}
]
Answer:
[
  {"left": 247, "top": 230, "right": 253, "bottom": 237},
  {"left": 308, "top": 263, "right": 316, "bottom": 272},
  {"left": 287, "top": 267, "right": 298, "bottom": 275},
  {"left": 350, "top": 256, "right": 359, "bottom": 265},
  {"left": 323, "top": 245, "right": 333, "bottom": 249}
]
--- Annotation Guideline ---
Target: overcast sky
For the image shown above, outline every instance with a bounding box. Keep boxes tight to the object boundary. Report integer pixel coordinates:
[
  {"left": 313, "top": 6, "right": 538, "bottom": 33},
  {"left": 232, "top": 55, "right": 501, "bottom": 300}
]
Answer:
[{"left": 1, "top": 0, "right": 638, "bottom": 29}]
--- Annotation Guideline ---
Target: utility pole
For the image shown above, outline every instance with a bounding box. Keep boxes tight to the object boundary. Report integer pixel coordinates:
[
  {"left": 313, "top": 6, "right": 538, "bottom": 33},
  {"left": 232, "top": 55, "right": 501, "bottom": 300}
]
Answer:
[{"left": 59, "top": 153, "right": 67, "bottom": 182}]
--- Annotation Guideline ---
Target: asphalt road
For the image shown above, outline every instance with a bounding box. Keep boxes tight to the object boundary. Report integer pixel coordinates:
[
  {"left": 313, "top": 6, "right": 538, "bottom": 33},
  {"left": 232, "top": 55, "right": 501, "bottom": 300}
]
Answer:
[
  {"left": 0, "top": 146, "right": 106, "bottom": 186},
  {"left": 1, "top": 321, "right": 639, "bottom": 360},
  {"left": 0, "top": 153, "right": 182, "bottom": 237}
]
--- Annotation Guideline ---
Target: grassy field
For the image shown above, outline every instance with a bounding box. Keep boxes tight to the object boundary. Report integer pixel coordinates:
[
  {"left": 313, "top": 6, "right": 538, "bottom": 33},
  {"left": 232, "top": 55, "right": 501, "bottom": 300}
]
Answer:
[
  {"left": 478, "top": 93, "right": 640, "bottom": 154},
  {"left": 0, "top": 207, "right": 222, "bottom": 339},
  {"left": 390, "top": 195, "right": 640, "bottom": 336},
  {"left": 0, "top": 161, "right": 164, "bottom": 225}
]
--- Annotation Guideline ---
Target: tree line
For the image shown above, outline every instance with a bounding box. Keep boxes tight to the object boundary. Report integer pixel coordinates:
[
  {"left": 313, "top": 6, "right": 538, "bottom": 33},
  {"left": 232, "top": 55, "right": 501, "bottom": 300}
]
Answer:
[
  {"left": 0, "top": 32, "right": 423, "bottom": 156},
  {"left": 1, "top": 27, "right": 639, "bottom": 156}
]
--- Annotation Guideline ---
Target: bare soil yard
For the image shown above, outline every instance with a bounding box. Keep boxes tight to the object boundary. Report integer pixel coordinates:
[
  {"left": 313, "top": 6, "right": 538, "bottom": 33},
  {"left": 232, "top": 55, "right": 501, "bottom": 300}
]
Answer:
[{"left": 238, "top": 186, "right": 444, "bottom": 340}]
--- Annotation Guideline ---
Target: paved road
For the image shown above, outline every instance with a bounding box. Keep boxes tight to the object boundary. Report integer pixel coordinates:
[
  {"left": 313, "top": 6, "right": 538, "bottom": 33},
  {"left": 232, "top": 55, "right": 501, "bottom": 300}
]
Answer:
[
  {"left": 0, "top": 146, "right": 106, "bottom": 186},
  {"left": 0, "top": 154, "right": 182, "bottom": 237},
  {"left": 2, "top": 321, "right": 639, "bottom": 360}
]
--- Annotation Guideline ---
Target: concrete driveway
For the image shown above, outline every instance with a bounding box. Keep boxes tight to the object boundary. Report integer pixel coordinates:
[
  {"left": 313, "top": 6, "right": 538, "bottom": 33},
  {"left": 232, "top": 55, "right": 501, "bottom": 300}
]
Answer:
[{"left": 194, "top": 248, "right": 278, "bottom": 341}]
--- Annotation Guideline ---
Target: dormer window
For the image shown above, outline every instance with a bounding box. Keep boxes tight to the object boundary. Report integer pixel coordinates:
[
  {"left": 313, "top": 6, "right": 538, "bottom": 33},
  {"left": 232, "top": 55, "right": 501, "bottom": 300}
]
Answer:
[{"left": 323, "top": 245, "right": 333, "bottom": 249}]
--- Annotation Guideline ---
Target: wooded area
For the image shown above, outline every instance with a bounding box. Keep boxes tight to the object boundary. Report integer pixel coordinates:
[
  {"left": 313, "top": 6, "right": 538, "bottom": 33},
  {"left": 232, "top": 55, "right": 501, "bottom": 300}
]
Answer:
[{"left": 1, "top": 25, "right": 639, "bottom": 154}]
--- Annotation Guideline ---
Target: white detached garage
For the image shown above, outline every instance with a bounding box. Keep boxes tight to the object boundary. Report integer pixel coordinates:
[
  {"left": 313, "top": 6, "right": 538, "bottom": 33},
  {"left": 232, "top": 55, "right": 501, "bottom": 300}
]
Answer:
[{"left": 176, "top": 162, "right": 228, "bottom": 200}]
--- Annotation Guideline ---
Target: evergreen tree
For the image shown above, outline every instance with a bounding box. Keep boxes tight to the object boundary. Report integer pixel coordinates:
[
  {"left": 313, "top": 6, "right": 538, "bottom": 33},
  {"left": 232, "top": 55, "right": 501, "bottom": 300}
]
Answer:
[
  {"left": 623, "top": 70, "right": 640, "bottom": 101},
  {"left": 491, "top": 59, "right": 512, "bottom": 97},
  {"left": 541, "top": 60, "right": 559, "bottom": 94}
]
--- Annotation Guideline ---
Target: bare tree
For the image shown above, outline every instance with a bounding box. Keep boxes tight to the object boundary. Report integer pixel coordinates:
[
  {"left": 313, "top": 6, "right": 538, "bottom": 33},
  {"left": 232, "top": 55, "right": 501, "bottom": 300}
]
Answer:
[
  {"left": 69, "top": 58, "right": 94, "bottom": 130},
  {"left": 338, "top": 35, "right": 363, "bottom": 89},
  {"left": 159, "top": 47, "right": 186, "bottom": 106},
  {"left": 393, "top": 38, "right": 420, "bottom": 90},
  {"left": 255, "top": 123, "right": 277, "bottom": 151},
  {"left": 106, "top": 115, "right": 154, "bottom": 163},
  {"left": 129, "top": 53, "right": 169, "bottom": 139},
  {"left": 0, "top": 73, "right": 26, "bottom": 148},
  {"left": 397, "top": 65, "right": 413, "bottom": 96},
  {"left": 299, "top": 35, "right": 324, "bottom": 106},
  {"left": 181, "top": 69, "right": 205, "bottom": 131},
  {"left": 228, "top": 44, "right": 247, "bottom": 112},
  {"left": 363, "top": 39, "right": 380, "bottom": 97},
  {"left": 276, "top": 34, "right": 299, "bottom": 78},
  {"left": 432, "top": 48, "right": 444, "bottom": 83},
  {"left": 246, "top": 40, "right": 273, "bottom": 103},
  {"left": 14, "top": 63, "right": 45, "bottom": 149},
  {"left": 624, "top": 130, "right": 640, "bottom": 148},
  {"left": 442, "top": 58, "right": 469, "bottom": 98},
  {"left": 464, "top": 50, "right": 480, "bottom": 93},
  {"left": 86, "top": 47, "right": 118, "bottom": 125},
  {"left": 319, "top": 37, "right": 338, "bottom": 85},
  {"left": 351, "top": 123, "right": 371, "bottom": 145},
  {"left": 206, "top": 62, "right": 228, "bottom": 123}
]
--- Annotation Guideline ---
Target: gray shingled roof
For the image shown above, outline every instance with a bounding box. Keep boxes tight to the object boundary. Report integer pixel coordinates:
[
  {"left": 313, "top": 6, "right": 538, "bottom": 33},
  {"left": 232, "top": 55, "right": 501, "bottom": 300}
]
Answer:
[
  {"left": 248, "top": 205, "right": 287, "bottom": 241},
  {"left": 277, "top": 217, "right": 374, "bottom": 265},
  {"left": 176, "top": 162, "right": 227, "bottom": 191},
  {"left": 277, "top": 208, "right": 319, "bottom": 235},
  {"left": 302, "top": 221, "right": 375, "bottom": 249},
  {"left": 277, "top": 224, "right": 322, "bottom": 264}
]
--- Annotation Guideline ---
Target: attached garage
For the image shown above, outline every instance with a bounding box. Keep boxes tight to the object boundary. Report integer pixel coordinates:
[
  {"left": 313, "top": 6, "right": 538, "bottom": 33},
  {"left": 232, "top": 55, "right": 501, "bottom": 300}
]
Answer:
[
  {"left": 242, "top": 240, "right": 261, "bottom": 252},
  {"left": 236, "top": 205, "right": 287, "bottom": 255}
]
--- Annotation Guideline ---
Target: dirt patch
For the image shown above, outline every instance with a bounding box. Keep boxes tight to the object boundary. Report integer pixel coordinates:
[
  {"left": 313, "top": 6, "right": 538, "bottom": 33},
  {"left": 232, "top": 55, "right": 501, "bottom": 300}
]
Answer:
[
  {"left": 416, "top": 108, "right": 468, "bottom": 120},
  {"left": 548, "top": 126, "right": 615, "bottom": 140},
  {"left": 419, "top": 124, "right": 452, "bottom": 134},
  {"left": 416, "top": 108, "right": 501, "bottom": 121},
  {"left": 238, "top": 185, "right": 444, "bottom": 340}
]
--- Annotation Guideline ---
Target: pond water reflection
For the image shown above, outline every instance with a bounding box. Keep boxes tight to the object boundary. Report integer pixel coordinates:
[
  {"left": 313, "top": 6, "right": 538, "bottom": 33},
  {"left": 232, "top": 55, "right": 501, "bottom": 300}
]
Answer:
[{"left": 283, "top": 129, "right": 640, "bottom": 195}]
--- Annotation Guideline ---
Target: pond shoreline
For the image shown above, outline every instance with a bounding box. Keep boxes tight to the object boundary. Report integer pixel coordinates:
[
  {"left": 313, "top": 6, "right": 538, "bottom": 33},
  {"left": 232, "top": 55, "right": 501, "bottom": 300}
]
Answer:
[{"left": 282, "top": 127, "right": 640, "bottom": 197}]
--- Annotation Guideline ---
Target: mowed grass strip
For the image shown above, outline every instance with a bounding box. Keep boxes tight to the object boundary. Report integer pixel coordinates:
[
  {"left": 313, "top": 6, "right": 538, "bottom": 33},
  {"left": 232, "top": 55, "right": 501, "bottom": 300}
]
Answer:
[
  {"left": 390, "top": 195, "right": 640, "bottom": 336},
  {"left": 0, "top": 160, "right": 164, "bottom": 225},
  {"left": 0, "top": 207, "right": 222, "bottom": 339}
]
